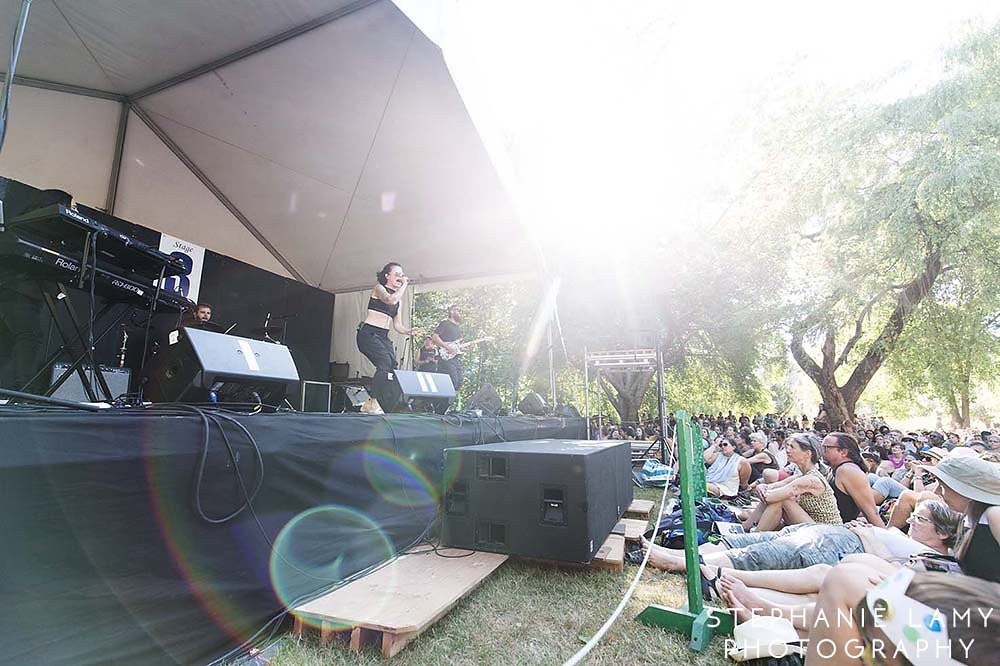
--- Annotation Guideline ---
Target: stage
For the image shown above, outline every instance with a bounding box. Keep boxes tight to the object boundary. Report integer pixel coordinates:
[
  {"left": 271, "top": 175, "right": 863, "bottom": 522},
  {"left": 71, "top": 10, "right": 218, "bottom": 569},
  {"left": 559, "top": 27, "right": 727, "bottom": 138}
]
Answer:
[{"left": 0, "top": 407, "right": 584, "bottom": 666}]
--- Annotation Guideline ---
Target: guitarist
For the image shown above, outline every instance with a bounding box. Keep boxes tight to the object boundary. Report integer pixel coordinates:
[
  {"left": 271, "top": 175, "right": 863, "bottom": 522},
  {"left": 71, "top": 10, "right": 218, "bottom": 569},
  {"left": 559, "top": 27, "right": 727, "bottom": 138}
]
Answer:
[{"left": 432, "top": 305, "right": 464, "bottom": 391}]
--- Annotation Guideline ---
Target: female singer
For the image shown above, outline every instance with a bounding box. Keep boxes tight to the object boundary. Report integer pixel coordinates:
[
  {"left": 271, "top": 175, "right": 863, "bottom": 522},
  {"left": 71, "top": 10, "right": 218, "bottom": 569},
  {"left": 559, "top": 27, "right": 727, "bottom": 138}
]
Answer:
[{"left": 356, "top": 262, "right": 420, "bottom": 412}]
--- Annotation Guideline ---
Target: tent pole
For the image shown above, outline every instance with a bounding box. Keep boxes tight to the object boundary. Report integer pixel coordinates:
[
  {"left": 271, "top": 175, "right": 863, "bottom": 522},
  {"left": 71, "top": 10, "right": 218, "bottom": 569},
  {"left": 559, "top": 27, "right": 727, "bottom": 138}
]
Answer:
[
  {"left": 547, "top": 318, "right": 556, "bottom": 408},
  {"left": 130, "top": 104, "right": 307, "bottom": 282},
  {"left": 584, "top": 346, "right": 590, "bottom": 439},
  {"left": 105, "top": 102, "right": 129, "bottom": 213}
]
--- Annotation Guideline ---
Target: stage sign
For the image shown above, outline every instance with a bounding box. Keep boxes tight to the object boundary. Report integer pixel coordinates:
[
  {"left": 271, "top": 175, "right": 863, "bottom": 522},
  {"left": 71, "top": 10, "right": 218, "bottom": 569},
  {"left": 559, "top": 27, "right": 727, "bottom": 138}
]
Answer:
[{"left": 157, "top": 233, "right": 205, "bottom": 303}]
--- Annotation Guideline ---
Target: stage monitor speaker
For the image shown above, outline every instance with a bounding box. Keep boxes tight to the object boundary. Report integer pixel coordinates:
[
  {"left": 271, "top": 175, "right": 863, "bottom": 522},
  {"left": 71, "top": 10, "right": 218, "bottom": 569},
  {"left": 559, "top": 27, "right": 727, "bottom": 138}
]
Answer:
[
  {"left": 554, "top": 404, "right": 580, "bottom": 418},
  {"left": 51, "top": 363, "right": 131, "bottom": 402},
  {"left": 388, "top": 369, "right": 456, "bottom": 414},
  {"left": 468, "top": 383, "right": 502, "bottom": 416},
  {"left": 144, "top": 327, "right": 299, "bottom": 407},
  {"left": 332, "top": 385, "right": 369, "bottom": 412},
  {"left": 441, "top": 440, "right": 633, "bottom": 563},
  {"left": 300, "top": 381, "right": 332, "bottom": 412},
  {"left": 518, "top": 392, "right": 547, "bottom": 416}
]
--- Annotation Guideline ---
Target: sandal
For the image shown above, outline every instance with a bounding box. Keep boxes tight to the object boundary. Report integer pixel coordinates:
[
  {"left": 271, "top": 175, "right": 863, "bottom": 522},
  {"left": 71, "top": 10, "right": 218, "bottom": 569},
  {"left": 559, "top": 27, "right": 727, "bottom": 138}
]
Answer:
[{"left": 698, "top": 555, "right": 723, "bottom": 602}]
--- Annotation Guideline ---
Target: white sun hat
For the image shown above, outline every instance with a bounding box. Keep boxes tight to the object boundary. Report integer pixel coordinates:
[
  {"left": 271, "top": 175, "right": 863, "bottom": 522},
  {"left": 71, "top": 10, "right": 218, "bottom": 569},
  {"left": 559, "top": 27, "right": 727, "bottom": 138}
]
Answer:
[{"left": 726, "top": 615, "right": 806, "bottom": 662}]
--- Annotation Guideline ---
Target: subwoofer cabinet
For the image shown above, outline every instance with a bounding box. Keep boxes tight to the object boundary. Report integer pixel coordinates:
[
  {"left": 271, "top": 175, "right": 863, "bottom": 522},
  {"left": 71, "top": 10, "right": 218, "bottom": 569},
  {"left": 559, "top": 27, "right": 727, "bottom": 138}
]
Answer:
[{"left": 441, "top": 439, "right": 632, "bottom": 563}]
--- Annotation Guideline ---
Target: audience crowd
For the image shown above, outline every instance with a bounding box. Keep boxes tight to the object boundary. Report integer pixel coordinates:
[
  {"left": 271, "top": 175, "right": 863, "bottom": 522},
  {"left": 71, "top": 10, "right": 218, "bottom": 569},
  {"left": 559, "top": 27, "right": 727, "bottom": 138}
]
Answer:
[{"left": 627, "top": 404, "right": 1000, "bottom": 665}]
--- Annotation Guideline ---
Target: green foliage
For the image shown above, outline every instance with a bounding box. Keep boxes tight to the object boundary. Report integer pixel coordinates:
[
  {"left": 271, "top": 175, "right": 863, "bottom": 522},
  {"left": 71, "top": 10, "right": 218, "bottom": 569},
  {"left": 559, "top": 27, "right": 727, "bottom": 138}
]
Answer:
[
  {"left": 412, "top": 281, "right": 547, "bottom": 408},
  {"left": 750, "top": 21, "right": 1000, "bottom": 423},
  {"left": 887, "top": 271, "right": 1000, "bottom": 424}
]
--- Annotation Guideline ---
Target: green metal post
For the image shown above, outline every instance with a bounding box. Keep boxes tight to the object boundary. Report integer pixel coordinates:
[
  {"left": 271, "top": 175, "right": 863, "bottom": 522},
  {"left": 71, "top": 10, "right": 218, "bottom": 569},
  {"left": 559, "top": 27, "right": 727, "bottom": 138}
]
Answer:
[
  {"left": 636, "top": 409, "right": 733, "bottom": 649},
  {"left": 690, "top": 416, "right": 707, "bottom": 502}
]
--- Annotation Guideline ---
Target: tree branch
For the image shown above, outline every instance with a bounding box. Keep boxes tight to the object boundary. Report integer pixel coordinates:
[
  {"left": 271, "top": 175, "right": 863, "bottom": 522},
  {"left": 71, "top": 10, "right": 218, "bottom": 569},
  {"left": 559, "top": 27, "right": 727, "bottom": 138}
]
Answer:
[
  {"left": 790, "top": 328, "right": 823, "bottom": 385},
  {"left": 842, "top": 247, "right": 944, "bottom": 404},
  {"left": 834, "top": 290, "right": 885, "bottom": 369}
]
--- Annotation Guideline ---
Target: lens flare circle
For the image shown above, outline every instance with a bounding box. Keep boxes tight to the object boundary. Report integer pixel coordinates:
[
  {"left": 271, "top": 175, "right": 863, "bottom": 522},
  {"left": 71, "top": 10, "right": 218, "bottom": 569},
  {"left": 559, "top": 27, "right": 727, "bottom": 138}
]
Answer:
[
  {"left": 359, "top": 445, "right": 438, "bottom": 508},
  {"left": 271, "top": 505, "right": 395, "bottom": 628}
]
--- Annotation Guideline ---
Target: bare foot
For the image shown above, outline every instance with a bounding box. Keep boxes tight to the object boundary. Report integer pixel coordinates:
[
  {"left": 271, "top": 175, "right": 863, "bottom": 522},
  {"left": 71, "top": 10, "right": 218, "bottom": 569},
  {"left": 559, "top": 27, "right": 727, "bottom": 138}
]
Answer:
[
  {"left": 719, "top": 583, "right": 754, "bottom": 623},
  {"left": 641, "top": 537, "right": 686, "bottom": 573},
  {"left": 719, "top": 574, "right": 770, "bottom": 618}
]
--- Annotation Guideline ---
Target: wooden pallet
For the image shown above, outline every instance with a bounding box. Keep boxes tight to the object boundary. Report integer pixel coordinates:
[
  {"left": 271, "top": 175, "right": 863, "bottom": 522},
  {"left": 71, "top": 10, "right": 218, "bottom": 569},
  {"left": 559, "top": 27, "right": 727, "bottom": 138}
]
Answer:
[
  {"left": 616, "top": 517, "right": 649, "bottom": 542},
  {"left": 625, "top": 499, "right": 655, "bottom": 518},
  {"left": 516, "top": 533, "right": 625, "bottom": 572},
  {"left": 293, "top": 549, "right": 507, "bottom": 657}
]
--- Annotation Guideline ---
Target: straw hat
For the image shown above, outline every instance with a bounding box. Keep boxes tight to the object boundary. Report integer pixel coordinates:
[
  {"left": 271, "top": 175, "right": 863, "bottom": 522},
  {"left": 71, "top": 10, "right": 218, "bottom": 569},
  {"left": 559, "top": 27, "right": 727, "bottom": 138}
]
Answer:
[
  {"left": 725, "top": 615, "right": 806, "bottom": 662},
  {"left": 922, "top": 447, "right": 947, "bottom": 462},
  {"left": 924, "top": 456, "right": 1000, "bottom": 505}
]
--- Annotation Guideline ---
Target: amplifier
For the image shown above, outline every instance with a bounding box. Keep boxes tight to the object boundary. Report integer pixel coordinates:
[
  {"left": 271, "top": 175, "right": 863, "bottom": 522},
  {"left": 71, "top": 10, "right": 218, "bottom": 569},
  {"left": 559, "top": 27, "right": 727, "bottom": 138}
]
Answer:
[
  {"left": 51, "top": 363, "right": 131, "bottom": 402},
  {"left": 441, "top": 439, "right": 632, "bottom": 563},
  {"left": 143, "top": 327, "right": 299, "bottom": 407}
]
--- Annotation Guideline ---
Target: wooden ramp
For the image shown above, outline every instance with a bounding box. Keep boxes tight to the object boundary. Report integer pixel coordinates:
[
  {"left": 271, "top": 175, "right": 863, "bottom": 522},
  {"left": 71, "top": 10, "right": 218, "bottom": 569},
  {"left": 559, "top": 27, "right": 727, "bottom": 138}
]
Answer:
[{"left": 293, "top": 549, "right": 507, "bottom": 657}]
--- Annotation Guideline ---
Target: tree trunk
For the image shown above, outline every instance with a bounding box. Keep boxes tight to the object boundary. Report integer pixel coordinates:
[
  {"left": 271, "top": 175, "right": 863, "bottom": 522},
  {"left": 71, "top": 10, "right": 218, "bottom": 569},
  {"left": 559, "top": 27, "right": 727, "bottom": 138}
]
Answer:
[
  {"left": 790, "top": 246, "right": 943, "bottom": 430},
  {"left": 959, "top": 388, "right": 971, "bottom": 428},
  {"left": 947, "top": 393, "right": 963, "bottom": 429},
  {"left": 601, "top": 371, "right": 653, "bottom": 423}
]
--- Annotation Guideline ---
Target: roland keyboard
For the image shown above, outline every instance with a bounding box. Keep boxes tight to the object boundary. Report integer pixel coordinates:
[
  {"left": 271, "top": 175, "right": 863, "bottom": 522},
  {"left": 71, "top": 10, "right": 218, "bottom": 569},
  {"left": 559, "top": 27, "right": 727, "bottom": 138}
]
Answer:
[
  {"left": 5, "top": 204, "right": 186, "bottom": 281},
  {"left": 0, "top": 235, "right": 194, "bottom": 312}
]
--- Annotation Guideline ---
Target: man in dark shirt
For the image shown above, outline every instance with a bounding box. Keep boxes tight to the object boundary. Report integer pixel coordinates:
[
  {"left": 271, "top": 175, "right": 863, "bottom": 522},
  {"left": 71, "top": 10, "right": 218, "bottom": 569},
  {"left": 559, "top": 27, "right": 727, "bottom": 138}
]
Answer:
[
  {"left": 415, "top": 336, "right": 438, "bottom": 372},
  {"left": 432, "top": 305, "right": 463, "bottom": 391}
]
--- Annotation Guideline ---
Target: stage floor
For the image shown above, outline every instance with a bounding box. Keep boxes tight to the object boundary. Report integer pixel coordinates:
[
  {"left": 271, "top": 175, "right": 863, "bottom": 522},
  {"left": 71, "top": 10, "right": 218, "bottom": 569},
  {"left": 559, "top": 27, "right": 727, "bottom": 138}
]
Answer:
[{"left": 0, "top": 408, "right": 583, "bottom": 666}]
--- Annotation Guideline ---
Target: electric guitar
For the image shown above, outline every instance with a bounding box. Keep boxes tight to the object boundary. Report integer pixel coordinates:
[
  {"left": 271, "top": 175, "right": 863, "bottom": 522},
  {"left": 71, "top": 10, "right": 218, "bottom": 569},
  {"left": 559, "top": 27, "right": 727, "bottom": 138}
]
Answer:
[{"left": 437, "top": 336, "right": 494, "bottom": 361}]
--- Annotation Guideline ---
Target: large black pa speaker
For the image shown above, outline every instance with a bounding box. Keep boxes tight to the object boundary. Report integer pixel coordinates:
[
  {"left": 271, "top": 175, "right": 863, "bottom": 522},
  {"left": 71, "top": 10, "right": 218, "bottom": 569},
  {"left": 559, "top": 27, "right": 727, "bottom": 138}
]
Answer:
[
  {"left": 518, "top": 392, "right": 547, "bottom": 416},
  {"left": 143, "top": 327, "right": 299, "bottom": 406},
  {"left": 441, "top": 439, "right": 633, "bottom": 562},
  {"left": 388, "top": 369, "right": 455, "bottom": 414}
]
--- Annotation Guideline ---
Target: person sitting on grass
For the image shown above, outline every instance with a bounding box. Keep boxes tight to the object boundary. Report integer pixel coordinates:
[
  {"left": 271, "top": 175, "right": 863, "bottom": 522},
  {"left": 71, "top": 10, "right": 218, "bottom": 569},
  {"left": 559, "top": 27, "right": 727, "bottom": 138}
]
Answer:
[
  {"left": 742, "top": 431, "right": 779, "bottom": 485},
  {"left": 703, "top": 436, "right": 749, "bottom": 499},
  {"left": 739, "top": 432, "right": 842, "bottom": 532},
  {"left": 823, "top": 432, "right": 886, "bottom": 527}
]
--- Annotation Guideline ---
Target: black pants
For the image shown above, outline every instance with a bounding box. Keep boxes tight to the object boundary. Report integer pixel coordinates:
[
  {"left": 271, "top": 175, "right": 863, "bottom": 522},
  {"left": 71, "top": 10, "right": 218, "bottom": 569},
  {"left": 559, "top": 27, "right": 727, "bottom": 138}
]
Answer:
[
  {"left": 356, "top": 323, "right": 397, "bottom": 409},
  {"left": 437, "top": 357, "right": 463, "bottom": 392}
]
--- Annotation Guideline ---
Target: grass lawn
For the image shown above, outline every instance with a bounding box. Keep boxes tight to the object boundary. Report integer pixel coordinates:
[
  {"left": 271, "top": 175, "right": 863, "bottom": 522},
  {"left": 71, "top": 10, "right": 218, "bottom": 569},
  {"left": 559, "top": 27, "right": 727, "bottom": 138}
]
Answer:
[{"left": 271, "top": 488, "right": 731, "bottom": 666}]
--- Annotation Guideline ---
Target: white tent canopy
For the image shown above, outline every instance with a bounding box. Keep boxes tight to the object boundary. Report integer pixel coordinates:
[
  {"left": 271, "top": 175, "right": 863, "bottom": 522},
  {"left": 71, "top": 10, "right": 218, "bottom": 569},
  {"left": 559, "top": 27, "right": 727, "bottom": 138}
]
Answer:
[{"left": 0, "top": 0, "right": 535, "bottom": 291}]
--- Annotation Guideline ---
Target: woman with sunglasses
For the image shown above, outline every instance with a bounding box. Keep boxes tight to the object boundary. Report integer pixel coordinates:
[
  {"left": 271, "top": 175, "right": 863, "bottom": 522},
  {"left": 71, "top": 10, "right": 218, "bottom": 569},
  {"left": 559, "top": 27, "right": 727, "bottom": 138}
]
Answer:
[{"left": 704, "top": 436, "right": 747, "bottom": 498}]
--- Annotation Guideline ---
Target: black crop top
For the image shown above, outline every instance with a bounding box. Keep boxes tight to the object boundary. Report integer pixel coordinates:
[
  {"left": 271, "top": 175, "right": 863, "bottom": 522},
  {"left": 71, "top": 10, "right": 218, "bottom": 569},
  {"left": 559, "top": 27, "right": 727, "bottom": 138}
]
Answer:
[{"left": 367, "top": 288, "right": 399, "bottom": 318}]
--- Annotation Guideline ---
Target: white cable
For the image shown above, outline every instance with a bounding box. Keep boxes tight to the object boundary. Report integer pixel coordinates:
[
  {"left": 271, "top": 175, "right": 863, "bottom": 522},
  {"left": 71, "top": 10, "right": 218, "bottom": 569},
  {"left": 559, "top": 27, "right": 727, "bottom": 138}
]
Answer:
[{"left": 561, "top": 487, "right": 675, "bottom": 666}]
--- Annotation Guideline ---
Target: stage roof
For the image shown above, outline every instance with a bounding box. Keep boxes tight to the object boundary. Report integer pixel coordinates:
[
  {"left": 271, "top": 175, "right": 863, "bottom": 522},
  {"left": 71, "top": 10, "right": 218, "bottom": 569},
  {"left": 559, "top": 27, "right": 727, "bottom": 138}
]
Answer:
[{"left": 0, "top": 0, "right": 535, "bottom": 290}]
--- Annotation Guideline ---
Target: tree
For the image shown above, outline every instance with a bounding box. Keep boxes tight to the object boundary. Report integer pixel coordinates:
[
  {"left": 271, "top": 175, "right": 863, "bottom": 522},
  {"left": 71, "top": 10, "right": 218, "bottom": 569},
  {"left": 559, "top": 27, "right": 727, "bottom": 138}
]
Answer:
[
  {"left": 763, "top": 24, "right": 1000, "bottom": 428},
  {"left": 888, "top": 270, "right": 1000, "bottom": 427}
]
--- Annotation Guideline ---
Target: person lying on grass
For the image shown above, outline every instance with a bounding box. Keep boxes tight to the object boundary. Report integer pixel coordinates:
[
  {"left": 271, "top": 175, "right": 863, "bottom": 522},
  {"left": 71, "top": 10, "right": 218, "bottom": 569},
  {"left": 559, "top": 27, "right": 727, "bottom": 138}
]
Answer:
[
  {"left": 643, "top": 499, "right": 961, "bottom": 578},
  {"left": 700, "top": 501, "right": 961, "bottom": 628}
]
